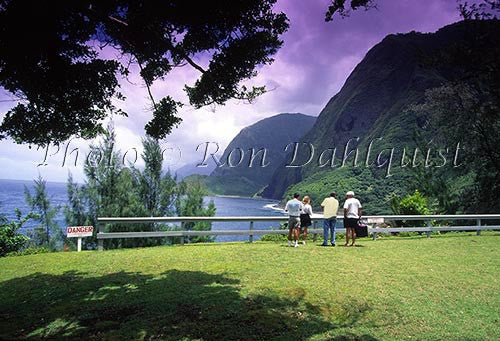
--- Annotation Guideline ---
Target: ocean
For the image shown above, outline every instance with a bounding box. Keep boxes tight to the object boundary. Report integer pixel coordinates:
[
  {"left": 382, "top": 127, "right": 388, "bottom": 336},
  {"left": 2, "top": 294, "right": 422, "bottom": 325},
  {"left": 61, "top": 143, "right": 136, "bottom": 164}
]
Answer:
[{"left": 0, "top": 178, "right": 285, "bottom": 242}]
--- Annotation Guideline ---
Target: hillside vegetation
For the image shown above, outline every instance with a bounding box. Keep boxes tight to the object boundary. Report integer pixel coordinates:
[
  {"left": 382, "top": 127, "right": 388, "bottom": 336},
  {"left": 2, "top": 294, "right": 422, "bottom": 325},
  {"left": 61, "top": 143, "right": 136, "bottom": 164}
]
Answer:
[
  {"left": 1, "top": 233, "right": 499, "bottom": 340},
  {"left": 263, "top": 20, "right": 500, "bottom": 214}
]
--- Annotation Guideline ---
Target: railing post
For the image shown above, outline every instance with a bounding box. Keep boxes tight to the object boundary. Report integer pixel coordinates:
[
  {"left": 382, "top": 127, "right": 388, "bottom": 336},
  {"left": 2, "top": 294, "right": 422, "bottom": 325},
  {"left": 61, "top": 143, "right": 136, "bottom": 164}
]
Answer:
[
  {"left": 97, "top": 222, "right": 104, "bottom": 251},
  {"left": 313, "top": 220, "right": 318, "bottom": 242},
  {"left": 476, "top": 219, "right": 481, "bottom": 236},
  {"left": 180, "top": 220, "right": 184, "bottom": 245},
  {"left": 249, "top": 221, "right": 254, "bottom": 243},
  {"left": 371, "top": 223, "right": 377, "bottom": 241},
  {"left": 426, "top": 220, "right": 431, "bottom": 238}
]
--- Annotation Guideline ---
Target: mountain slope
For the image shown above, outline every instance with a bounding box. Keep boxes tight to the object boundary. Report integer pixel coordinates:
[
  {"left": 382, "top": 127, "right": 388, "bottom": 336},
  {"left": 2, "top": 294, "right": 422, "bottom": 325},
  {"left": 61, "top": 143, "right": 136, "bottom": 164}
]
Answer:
[
  {"left": 175, "top": 162, "right": 216, "bottom": 180},
  {"left": 262, "top": 20, "right": 500, "bottom": 213},
  {"left": 196, "top": 113, "right": 316, "bottom": 196}
]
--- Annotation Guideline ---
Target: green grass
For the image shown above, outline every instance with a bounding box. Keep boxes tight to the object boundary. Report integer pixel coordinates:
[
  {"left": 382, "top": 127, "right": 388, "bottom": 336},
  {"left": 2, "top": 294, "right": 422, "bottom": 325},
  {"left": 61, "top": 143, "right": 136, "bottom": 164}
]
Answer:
[{"left": 1, "top": 233, "right": 499, "bottom": 340}]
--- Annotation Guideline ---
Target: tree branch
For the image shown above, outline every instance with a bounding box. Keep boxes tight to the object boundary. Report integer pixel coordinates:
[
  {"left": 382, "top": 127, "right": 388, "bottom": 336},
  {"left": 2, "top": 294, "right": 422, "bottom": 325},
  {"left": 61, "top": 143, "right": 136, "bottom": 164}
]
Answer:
[
  {"left": 89, "top": 5, "right": 206, "bottom": 74},
  {"left": 181, "top": 54, "right": 206, "bottom": 73},
  {"left": 135, "top": 57, "right": 158, "bottom": 109}
]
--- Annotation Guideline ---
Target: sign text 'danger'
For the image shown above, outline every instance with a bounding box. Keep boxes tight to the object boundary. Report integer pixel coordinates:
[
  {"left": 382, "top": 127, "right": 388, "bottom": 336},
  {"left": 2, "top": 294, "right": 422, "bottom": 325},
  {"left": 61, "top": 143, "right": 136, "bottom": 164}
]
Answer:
[{"left": 67, "top": 226, "right": 93, "bottom": 238}]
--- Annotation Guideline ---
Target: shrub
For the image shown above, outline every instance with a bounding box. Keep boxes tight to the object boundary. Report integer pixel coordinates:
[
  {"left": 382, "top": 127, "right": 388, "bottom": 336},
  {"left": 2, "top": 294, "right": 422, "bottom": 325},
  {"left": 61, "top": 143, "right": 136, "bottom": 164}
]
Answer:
[
  {"left": 389, "top": 190, "right": 430, "bottom": 227},
  {"left": 260, "top": 234, "right": 288, "bottom": 242},
  {"left": 6, "top": 246, "right": 51, "bottom": 257},
  {"left": 0, "top": 209, "right": 36, "bottom": 257}
]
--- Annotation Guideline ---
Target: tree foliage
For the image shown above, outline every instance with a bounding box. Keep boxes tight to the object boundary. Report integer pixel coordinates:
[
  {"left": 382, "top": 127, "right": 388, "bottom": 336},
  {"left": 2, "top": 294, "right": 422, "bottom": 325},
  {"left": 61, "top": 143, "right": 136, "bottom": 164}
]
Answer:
[
  {"left": 389, "top": 190, "right": 430, "bottom": 227},
  {"left": 408, "top": 17, "right": 500, "bottom": 213},
  {"left": 0, "top": 0, "right": 289, "bottom": 145},
  {"left": 66, "top": 125, "right": 151, "bottom": 249},
  {"left": 0, "top": 209, "right": 35, "bottom": 256},
  {"left": 459, "top": 0, "right": 500, "bottom": 20},
  {"left": 175, "top": 180, "right": 216, "bottom": 244},
  {"left": 131, "top": 136, "right": 178, "bottom": 217},
  {"left": 325, "top": 0, "right": 500, "bottom": 22},
  {"left": 325, "top": 0, "right": 375, "bottom": 21},
  {"left": 24, "top": 175, "right": 63, "bottom": 249},
  {"left": 65, "top": 125, "right": 215, "bottom": 249}
]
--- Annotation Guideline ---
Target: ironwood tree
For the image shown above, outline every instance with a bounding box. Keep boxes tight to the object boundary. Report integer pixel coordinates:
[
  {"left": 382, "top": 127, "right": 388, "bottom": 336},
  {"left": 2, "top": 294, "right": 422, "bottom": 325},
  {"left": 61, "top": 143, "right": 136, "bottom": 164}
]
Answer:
[{"left": 0, "top": 0, "right": 288, "bottom": 145}]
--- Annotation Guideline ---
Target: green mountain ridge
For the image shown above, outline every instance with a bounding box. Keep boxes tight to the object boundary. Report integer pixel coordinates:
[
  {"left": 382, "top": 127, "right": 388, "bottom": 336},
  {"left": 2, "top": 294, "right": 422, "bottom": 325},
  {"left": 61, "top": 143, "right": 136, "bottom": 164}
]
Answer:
[{"left": 261, "top": 20, "right": 500, "bottom": 214}]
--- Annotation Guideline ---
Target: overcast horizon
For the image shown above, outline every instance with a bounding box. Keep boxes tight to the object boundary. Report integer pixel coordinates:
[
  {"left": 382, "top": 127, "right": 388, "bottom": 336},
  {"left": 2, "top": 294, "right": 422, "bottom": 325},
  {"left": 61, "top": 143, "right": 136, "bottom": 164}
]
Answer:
[{"left": 0, "top": 0, "right": 461, "bottom": 182}]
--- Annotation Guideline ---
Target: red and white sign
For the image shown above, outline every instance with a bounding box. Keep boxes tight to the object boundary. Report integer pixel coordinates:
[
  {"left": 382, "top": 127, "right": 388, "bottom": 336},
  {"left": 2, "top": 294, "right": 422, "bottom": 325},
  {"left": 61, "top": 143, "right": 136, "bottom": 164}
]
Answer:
[{"left": 67, "top": 226, "right": 94, "bottom": 238}]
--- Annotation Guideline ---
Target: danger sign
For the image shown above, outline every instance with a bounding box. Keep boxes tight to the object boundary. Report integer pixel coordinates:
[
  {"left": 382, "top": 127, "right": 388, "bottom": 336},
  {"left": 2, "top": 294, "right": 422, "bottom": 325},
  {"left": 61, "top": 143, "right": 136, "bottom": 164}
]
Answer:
[{"left": 67, "top": 226, "right": 93, "bottom": 238}]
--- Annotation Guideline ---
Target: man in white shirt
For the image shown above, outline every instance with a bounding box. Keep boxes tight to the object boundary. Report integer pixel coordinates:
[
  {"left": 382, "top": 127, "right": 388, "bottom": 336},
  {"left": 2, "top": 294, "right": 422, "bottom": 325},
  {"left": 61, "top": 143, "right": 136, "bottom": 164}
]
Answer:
[
  {"left": 285, "top": 192, "right": 303, "bottom": 247},
  {"left": 343, "top": 191, "right": 362, "bottom": 247},
  {"left": 321, "top": 192, "right": 339, "bottom": 246}
]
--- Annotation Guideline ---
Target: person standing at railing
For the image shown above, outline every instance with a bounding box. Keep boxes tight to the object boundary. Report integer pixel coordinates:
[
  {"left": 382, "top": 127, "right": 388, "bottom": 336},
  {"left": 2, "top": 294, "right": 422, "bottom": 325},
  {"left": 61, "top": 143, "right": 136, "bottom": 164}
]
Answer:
[
  {"left": 344, "top": 191, "right": 362, "bottom": 247},
  {"left": 321, "top": 192, "right": 339, "bottom": 246},
  {"left": 300, "top": 196, "right": 313, "bottom": 245},
  {"left": 285, "top": 192, "right": 303, "bottom": 247}
]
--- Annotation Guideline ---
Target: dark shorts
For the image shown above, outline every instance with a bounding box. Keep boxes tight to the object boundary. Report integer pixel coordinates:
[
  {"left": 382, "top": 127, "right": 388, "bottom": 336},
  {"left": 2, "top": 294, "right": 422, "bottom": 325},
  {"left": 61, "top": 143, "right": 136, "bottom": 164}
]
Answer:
[
  {"left": 288, "top": 216, "right": 301, "bottom": 230},
  {"left": 344, "top": 218, "right": 359, "bottom": 229},
  {"left": 300, "top": 214, "right": 311, "bottom": 228}
]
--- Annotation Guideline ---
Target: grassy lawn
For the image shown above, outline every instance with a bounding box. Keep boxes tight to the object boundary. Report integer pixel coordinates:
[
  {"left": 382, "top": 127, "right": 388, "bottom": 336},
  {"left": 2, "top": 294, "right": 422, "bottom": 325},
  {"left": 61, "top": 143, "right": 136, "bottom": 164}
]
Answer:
[{"left": 1, "top": 233, "right": 499, "bottom": 340}]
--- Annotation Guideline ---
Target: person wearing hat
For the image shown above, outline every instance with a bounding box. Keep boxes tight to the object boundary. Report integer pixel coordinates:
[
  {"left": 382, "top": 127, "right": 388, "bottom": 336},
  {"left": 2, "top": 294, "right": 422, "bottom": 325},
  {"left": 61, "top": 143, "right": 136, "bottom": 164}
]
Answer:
[
  {"left": 343, "top": 191, "right": 362, "bottom": 247},
  {"left": 320, "top": 192, "right": 339, "bottom": 246}
]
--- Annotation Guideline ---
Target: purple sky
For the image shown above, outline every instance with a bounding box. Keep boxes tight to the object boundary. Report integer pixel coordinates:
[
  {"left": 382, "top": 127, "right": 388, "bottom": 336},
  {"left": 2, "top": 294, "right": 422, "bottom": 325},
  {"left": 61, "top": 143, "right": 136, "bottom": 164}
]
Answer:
[{"left": 0, "top": 0, "right": 462, "bottom": 182}]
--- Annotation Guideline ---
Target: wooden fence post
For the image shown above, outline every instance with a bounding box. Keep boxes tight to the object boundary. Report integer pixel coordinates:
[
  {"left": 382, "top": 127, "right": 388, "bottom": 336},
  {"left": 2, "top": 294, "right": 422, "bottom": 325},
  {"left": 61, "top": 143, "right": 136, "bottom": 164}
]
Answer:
[
  {"left": 426, "top": 220, "right": 432, "bottom": 238},
  {"left": 476, "top": 219, "right": 481, "bottom": 236}
]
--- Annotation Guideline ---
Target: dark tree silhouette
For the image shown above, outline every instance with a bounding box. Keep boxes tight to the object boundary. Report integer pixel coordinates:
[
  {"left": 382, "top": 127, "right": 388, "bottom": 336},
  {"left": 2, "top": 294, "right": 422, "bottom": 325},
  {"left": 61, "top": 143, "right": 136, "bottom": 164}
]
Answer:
[
  {"left": 325, "top": 0, "right": 376, "bottom": 21},
  {"left": 0, "top": 0, "right": 288, "bottom": 145},
  {"left": 324, "top": 0, "right": 500, "bottom": 22}
]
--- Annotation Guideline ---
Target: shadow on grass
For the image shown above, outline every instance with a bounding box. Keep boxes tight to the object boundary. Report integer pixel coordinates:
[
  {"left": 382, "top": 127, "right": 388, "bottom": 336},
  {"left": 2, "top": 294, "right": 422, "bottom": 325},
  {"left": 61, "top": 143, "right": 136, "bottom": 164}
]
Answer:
[
  {"left": 0, "top": 270, "right": 379, "bottom": 340},
  {"left": 373, "top": 232, "right": 500, "bottom": 241}
]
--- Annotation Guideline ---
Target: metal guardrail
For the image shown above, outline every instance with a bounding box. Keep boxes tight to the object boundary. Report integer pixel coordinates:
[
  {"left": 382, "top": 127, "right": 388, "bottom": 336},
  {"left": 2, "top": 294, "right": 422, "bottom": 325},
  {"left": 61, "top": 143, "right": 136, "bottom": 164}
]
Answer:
[{"left": 96, "top": 214, "right": 500, "bottom": 251}]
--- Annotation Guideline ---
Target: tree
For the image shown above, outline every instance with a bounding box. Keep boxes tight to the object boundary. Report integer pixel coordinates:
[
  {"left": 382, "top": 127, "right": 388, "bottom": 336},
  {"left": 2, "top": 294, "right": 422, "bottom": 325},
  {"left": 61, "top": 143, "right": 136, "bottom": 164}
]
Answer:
[
  {"left": 129, "top": 136, "right": 182, "bottom": 241},
  {"left": 24, "top": 175, "right": 62, "bottom": 249},
  {"left": 406, "top": 15, "right": 500, "bottom": 213},
  {"left": 65, "top": 124, "right": 150, "bottom": 249},
  {"left": 0, "top": 209, "right": 36, "bottom": 256},
  {"left": 325, "top": 0, "right": 375, "bottom": 21},
  {"left": 389, "top": 190, "right": 430, "bottom": 227},
  {"left": 65, "top": 125, "right": 216, "bottom": 248},
  {"left": 176, "top": 180, "right": 216, "bottom": 243},
  {"left": 398, "top": 131, "right": 465, "bottom": 215},
  {"left": 458, "top": 0, "right": 500, "bottom": 20},
  {"left": 409, "top": 82, "right": 500, "bottom": 213},
  {"left": 324, "top": 0, "right": 499, "bottom": 22},
  {"left": 0, "top": 0, "right": 289, "bottom": 145},
  {"left": 132, "top": 136, "right": 178, "bottom": 217}
]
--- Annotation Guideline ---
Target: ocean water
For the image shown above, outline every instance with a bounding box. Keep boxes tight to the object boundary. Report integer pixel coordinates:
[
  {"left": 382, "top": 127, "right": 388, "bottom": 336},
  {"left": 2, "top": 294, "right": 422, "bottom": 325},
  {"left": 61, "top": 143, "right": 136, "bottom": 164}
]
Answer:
[
  {"left": 0, "top": 179, "right": 285, "bottom": 242},
  {"left": 0, "top": 179, "right": 68, "bottom": 231},
  {"left": 206, "top": 196, "right": 285, "bottom": 242}
]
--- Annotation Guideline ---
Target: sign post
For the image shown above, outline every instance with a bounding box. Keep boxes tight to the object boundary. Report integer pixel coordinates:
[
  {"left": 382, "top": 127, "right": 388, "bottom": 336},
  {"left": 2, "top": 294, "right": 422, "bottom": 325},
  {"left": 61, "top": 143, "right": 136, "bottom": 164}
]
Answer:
[{"left": 66, "top": 226, "right": 94, "bottom": 252}]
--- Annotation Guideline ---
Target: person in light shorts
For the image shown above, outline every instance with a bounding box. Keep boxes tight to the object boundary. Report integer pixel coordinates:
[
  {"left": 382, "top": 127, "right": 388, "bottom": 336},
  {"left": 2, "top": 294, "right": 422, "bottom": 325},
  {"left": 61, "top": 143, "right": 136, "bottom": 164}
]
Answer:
[{"left": 285, "top": 193, "right": 303, "bottom": 247}]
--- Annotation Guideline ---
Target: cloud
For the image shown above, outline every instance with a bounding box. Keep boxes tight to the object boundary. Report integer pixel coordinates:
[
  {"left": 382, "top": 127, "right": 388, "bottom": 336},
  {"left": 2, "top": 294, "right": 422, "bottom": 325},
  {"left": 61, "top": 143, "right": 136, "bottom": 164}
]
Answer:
[{"left": 0, "top": 0, "right": 461, "bottom": 181}]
